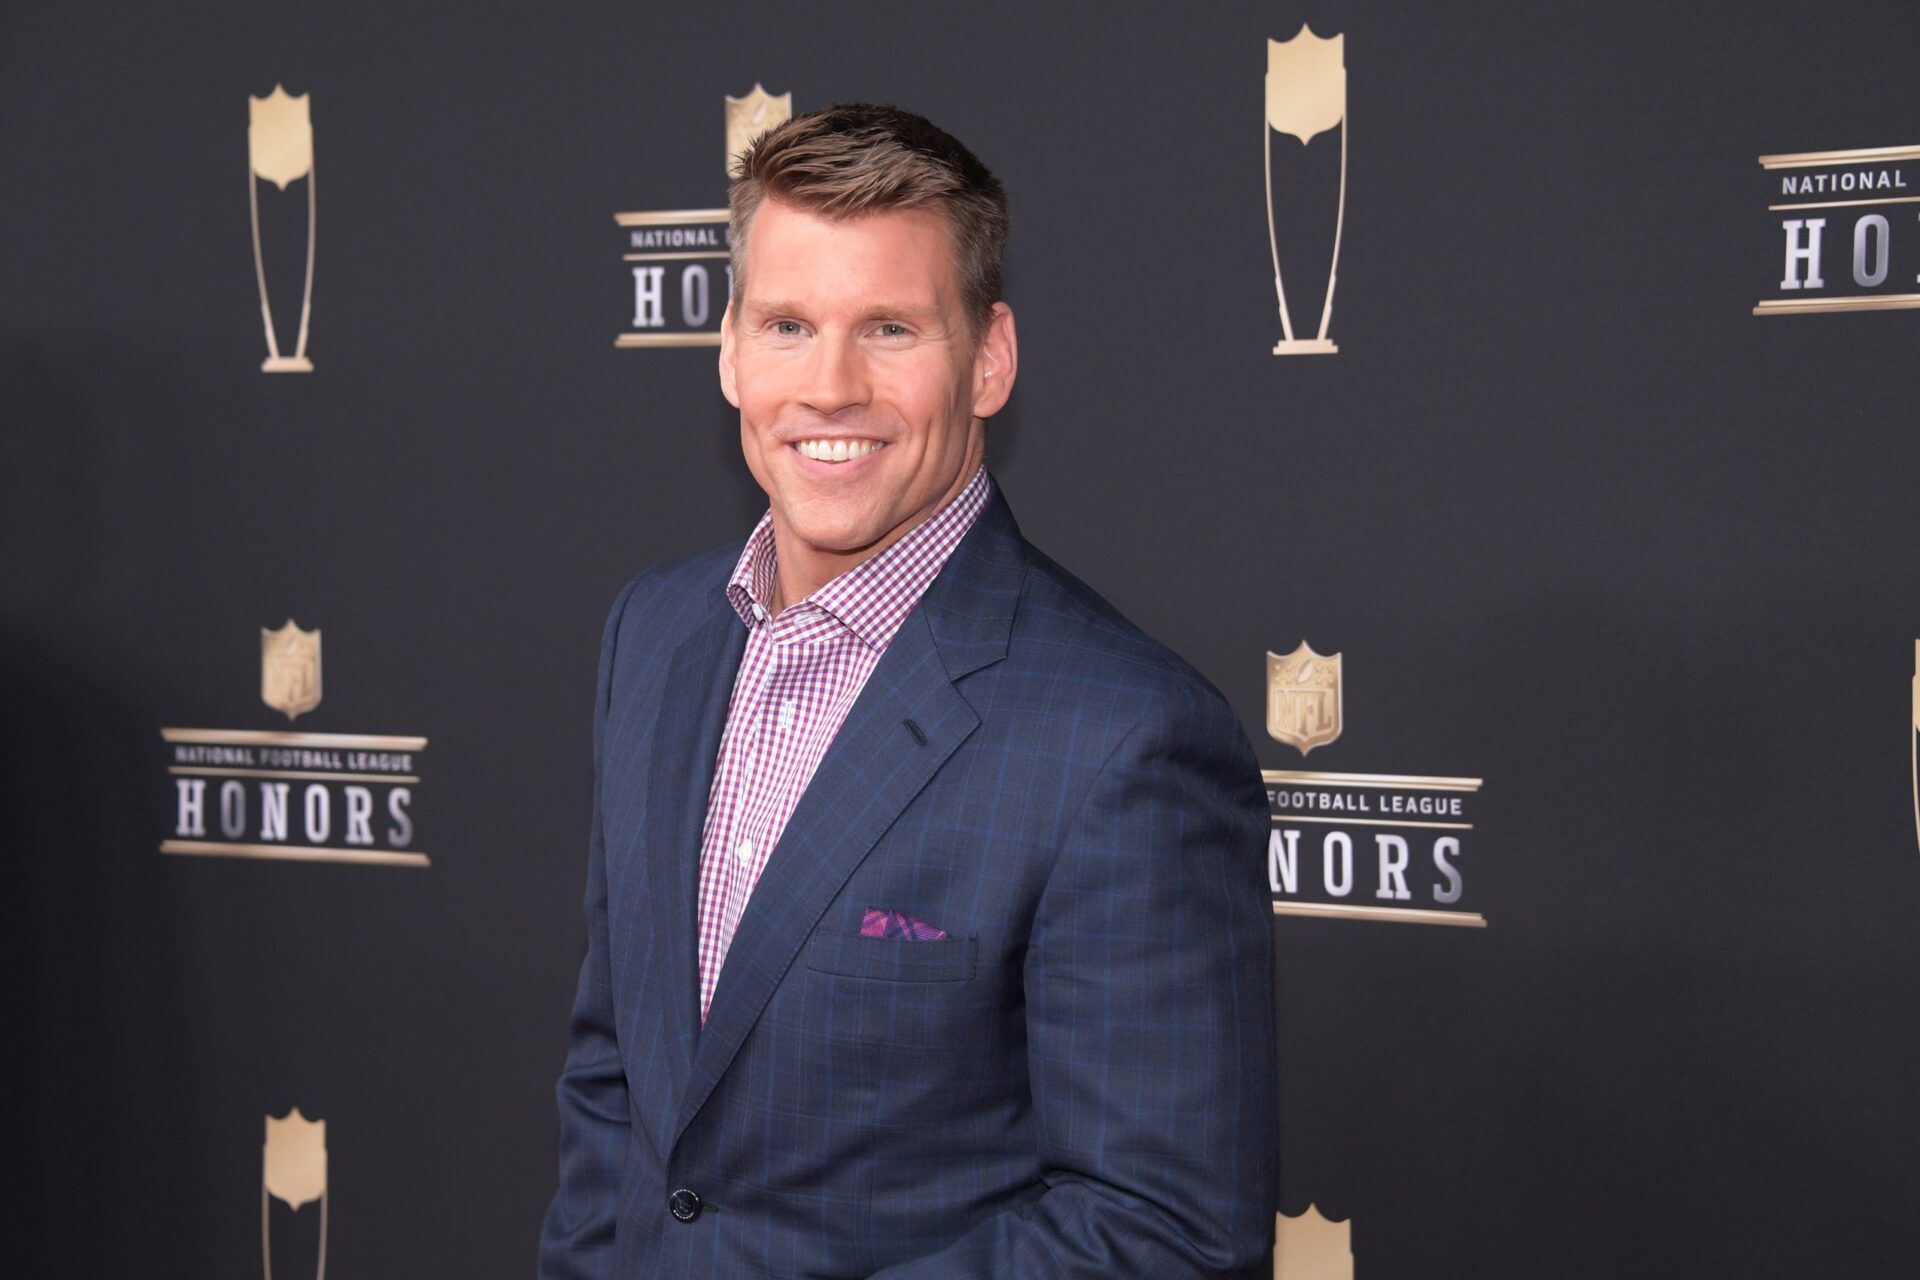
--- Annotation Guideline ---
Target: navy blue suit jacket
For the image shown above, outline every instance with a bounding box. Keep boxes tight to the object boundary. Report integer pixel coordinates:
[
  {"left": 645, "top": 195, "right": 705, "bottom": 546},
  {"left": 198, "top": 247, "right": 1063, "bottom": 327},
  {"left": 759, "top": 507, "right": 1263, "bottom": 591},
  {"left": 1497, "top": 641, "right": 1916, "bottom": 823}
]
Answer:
[{"left": 539, "top": 477, "right": 1278, "bottom": 1278}]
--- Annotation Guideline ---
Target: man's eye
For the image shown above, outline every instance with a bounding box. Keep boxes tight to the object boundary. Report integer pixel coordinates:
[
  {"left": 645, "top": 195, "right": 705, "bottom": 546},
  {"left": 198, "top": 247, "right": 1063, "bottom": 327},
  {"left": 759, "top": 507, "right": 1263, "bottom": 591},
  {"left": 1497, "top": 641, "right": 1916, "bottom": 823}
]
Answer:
[
  {"left": 772, "top": 320, "right": 804, "bottom": 336},
  {"left": 876, "top": 323, "right": 909, "bottom": 338}
]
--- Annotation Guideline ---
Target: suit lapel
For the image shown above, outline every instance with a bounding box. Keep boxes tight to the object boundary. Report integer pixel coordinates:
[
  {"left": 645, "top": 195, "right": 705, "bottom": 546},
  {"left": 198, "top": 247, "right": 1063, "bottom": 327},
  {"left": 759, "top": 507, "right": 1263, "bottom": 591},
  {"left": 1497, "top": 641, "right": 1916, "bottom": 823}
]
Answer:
[
  {"left": 641, "top": 595, "right": 747, "bottom": 1108},
  {"left": 671, "top": 478, "right": 1028, "bottom": 1148}
]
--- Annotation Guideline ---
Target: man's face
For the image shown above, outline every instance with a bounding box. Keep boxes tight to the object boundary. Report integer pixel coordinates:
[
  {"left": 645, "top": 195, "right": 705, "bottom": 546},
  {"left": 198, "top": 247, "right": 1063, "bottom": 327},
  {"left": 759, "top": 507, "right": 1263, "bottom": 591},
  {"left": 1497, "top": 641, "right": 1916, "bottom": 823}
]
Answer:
[{"left": 720, "top": 197, "right": 1013, "bottom": 574}]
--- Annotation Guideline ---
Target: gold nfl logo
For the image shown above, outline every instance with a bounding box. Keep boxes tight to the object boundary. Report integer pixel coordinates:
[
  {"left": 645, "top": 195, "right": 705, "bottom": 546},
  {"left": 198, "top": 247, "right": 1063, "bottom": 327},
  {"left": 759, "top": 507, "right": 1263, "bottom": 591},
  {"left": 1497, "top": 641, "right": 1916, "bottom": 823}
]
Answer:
[
  {"left": 260, "top": 620, "right": 322, "bottom": 721},
  {"left": 1266, "top": 641, "right": 1342, "bottom": 755}
]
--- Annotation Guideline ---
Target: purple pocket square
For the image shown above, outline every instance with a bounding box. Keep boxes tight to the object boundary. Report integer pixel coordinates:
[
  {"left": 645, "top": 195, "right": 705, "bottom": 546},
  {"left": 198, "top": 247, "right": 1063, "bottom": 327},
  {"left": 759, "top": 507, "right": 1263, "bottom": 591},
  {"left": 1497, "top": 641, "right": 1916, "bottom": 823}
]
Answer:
[{"left": 860, "top": 908, "right": 949, "bottom": 941}]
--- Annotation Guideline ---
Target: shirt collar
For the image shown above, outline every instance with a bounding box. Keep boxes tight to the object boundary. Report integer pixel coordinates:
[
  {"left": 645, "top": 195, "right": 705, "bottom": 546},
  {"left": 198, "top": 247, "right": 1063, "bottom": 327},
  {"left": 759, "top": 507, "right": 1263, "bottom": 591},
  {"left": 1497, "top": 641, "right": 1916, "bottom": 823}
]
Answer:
[{"left": 724, "top": 462, "right": 992, "bottom": 651}]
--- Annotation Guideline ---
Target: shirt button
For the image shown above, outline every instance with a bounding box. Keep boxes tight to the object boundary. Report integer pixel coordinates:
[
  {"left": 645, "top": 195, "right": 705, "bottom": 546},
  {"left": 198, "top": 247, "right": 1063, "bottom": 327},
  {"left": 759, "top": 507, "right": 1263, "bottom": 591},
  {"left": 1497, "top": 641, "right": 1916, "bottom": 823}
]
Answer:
[
  {"left": 750, "top": 601, "right": 768, "bottom": 622},
  {"left": 668, "top": 1187, "right": 702, "bottom": 1222},
  {"left": 777, "top": 699, "right": 796, "bottom": 730},
  {"left": 735, "top": 837, "right": 755, "bottom": 865}
]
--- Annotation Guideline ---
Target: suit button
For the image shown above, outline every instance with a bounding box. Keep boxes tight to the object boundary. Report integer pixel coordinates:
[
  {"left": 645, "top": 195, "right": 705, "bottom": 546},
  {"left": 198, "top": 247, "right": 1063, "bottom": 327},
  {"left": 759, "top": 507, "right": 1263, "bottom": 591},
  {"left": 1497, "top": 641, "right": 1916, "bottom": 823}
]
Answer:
[{"left": 668, "top": 1188, "right": 702, "bottom": 1223}]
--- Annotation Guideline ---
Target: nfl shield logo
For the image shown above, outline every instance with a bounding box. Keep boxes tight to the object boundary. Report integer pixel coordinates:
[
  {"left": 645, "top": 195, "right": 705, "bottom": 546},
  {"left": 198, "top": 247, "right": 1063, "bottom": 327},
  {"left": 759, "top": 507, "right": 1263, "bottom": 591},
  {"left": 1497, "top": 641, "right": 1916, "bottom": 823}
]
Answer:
[
  {"left": 725, "top": 83, "right": 792, "bottom": 177},
  {"left": 261, "top": 620, "right": 322, "bottom": 721},
  {"left": 1267, "top": 642, "right": 1343, "bottom": 755}
]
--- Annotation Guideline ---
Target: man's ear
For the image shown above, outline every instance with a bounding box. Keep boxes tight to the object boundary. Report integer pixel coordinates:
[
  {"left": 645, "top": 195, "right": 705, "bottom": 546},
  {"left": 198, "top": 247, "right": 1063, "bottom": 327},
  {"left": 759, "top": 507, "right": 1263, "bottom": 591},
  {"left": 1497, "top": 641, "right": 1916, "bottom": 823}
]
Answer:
[
  {"left": 718, "top": 300, "right": 740, "bottom": 408},
  {"left": 970, "top": 301, "right": 1017, "bottom": 420}
]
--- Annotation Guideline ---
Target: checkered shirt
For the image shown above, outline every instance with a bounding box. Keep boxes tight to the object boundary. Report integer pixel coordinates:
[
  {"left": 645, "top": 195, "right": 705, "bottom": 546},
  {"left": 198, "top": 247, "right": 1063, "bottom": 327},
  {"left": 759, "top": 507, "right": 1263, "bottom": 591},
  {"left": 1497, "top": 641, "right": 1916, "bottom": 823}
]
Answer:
[{"left": 695, "top": 462, "right": 992, "bottom": 1023}]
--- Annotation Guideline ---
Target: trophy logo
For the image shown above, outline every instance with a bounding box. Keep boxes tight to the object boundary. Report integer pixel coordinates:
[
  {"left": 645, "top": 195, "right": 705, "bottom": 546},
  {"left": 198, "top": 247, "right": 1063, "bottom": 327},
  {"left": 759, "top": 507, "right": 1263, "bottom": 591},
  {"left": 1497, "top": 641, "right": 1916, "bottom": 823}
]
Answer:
[
  {"left": 248, "top": 86, "right": 317, "bottom": 373},
  {"left": 1267, "top": 641, "right": 1343, "bottom": 755},
  {"left": 725, "top": 83, "right": 793, "bottom": 178},
  {"left": 1273, "top": 1206, "right": 1353, "bottom": 1279},
  {"left": 1755, "top": 144, "right": 1920, "bottom": 317},
  {"left": 1264, "top": 26, "right": 1347, "bottom": 355},
  {"left": 262, "top": 1108, "right": 327, "bottom": 1280},
  {"left": 161, "top": 622, "right": 431, "bottom": 867},
  {"left": 616, "top": 85, "right": 794, "bottom": 348},
  {"left": 1263, "top": 644, "right": 1488, "bottom": 926},
  {"left": 261, "top": 620, "right": 323, "bottom": 721}
]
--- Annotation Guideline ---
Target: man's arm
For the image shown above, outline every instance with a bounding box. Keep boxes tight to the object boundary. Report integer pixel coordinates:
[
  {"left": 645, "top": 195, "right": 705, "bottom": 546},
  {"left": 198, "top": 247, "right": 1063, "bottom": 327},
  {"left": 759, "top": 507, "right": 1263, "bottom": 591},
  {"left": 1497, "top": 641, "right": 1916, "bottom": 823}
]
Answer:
[
  {"left": 536, "top": 576, "right": 643, "bottom": 1280},
  {"left": 872, "top": 673, "right": 1280, "bottom": 1279}
]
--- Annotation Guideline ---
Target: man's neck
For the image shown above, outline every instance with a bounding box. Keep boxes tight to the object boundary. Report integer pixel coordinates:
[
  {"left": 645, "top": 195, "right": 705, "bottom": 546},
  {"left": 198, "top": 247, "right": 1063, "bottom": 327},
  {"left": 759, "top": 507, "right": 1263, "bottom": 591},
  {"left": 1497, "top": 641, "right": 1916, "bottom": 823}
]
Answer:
[
  {"left": 766, "top": 453, "right": 982, "bottom": 617},
  {"left": 768, "top": 507, "right": 931, "bottom": 618}
]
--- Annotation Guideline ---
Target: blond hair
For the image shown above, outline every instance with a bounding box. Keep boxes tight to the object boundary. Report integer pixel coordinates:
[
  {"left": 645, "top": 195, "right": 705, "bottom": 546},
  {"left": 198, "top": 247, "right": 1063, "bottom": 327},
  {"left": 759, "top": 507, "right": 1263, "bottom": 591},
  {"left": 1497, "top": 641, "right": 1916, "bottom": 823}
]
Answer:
[{"left": 729, "top": 102, "right": 1009, "bottom": 336}]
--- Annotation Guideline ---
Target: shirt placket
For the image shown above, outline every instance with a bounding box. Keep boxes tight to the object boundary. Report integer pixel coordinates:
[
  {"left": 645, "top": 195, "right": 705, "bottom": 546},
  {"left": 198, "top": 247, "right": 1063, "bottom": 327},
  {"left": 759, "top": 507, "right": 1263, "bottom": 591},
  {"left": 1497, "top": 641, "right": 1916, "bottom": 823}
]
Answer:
[
  {"left": 723, "top": 645, "right": 776, "bottom": 943},
  {"left": 725, "top": 612, "right": 809, "bottom": 946}
]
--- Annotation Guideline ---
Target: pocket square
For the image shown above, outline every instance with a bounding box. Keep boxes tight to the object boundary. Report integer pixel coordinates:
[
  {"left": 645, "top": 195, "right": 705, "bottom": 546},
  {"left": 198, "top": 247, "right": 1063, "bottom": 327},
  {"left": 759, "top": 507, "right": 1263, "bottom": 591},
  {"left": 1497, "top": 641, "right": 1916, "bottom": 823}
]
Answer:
[{"left": 860, "top": 908, "right": 949, "bottom": 941}]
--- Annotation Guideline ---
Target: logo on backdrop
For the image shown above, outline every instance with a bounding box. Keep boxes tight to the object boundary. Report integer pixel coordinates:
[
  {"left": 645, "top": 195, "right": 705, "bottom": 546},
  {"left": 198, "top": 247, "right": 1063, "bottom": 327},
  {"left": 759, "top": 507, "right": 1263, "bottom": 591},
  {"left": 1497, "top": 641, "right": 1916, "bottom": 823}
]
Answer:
[
  {"left": 1755, "top": 144, "right": 1920, "bottom": 317},
  {"left": 261, "top": 620, "right": 322, "bottom": 720},
  {"left": 726, "top": 84, "right": 792, "bottom": 178},
  {"left": 1274, "top": 1206, "right": 1353, "bottom": 1279},
  {"left": 1267, "top": 641, "right": 1343, "bottom": 754},
  {"left": 248, "top": 86, "right": 317, "bottom": 373},
  {"left": 1264, "top": 26, "right": 1347, "bottom": 355},
  {"left": 614, "top": 84, "right": 793, "bottom": 349},
  {"left": 160, "top": 622, "right": 429, "bottom": 868},
  {"left": 263, "top": 1108, "right": 327, "bottom": 1280},
  {"left": 1264, "top": 644, "right": 1487, "bottom": 927}
]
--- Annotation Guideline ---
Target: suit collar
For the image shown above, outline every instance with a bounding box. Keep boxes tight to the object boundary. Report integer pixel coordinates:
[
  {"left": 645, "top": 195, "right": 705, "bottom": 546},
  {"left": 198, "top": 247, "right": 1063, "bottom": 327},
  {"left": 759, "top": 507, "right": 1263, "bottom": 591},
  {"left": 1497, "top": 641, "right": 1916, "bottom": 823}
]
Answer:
[
  {"left": 915, "top": 468, "right": 1024, "bottom": 678},
  {"left": 639, "top": 600, "right": 746, "bottom": 1109}
]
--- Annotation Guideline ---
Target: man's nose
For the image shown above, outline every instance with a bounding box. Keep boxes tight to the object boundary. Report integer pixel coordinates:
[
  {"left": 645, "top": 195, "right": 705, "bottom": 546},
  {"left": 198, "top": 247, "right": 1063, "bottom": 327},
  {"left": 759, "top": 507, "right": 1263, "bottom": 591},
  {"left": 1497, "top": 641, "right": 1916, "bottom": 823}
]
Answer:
[{"left": 799, "top": 330, "right": 871, "bottom": 416}]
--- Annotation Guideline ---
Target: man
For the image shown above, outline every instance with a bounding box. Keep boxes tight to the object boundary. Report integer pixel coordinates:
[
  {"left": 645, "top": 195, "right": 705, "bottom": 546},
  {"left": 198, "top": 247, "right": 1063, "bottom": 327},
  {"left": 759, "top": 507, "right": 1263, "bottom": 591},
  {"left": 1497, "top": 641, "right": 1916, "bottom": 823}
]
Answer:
[{"left": 539, "top": 103, "right": 1277, "bottom": 1279}]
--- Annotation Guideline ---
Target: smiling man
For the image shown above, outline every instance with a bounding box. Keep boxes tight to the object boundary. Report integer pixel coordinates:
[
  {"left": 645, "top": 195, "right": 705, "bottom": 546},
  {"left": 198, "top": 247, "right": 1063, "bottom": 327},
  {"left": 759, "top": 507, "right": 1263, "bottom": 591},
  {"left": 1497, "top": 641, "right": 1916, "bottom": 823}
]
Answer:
[{"left": 539, "top": 103, "right": 1278, "bottom": 1279}]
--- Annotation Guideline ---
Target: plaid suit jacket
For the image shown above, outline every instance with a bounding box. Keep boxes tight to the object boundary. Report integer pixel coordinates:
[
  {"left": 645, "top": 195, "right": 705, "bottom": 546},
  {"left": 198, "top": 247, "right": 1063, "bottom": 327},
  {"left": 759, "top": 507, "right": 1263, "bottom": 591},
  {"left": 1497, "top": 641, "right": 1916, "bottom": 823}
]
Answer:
[{"left": 538, "top": 478, "right": 1278, "bottom": 1278}]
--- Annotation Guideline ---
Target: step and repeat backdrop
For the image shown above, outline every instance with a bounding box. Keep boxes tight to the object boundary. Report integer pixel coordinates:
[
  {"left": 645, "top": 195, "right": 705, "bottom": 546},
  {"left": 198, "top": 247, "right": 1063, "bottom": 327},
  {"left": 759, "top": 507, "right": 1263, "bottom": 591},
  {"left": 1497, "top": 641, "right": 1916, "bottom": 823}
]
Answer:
[{"left": 6, "top": 1, "right": 1918, "bottom": 1275}]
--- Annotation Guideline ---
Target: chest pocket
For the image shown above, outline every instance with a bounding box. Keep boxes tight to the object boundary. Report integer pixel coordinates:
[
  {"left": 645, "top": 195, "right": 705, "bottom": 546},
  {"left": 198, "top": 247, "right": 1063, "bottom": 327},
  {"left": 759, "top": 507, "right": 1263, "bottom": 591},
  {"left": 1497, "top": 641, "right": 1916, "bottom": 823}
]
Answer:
[{"left": 805, "top": 930, "right": 978, "bottom": 983}]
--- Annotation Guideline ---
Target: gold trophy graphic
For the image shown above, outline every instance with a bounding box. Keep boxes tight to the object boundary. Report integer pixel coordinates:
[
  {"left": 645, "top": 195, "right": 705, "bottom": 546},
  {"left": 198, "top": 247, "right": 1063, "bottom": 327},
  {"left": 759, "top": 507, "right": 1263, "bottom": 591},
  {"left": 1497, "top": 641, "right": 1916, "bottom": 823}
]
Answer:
[
  {"left": 248, "top": 86, "right": 316, "bottom": 373},
  {"left": 1274, "top": 1206, "right": 1354, "bottom": 1279},
  {"left": 262, "top": 1108, "right": 328, "bottom": 1280},
  {"left": 1264, "top": 26, "right": 1346, "bottom": 356}
]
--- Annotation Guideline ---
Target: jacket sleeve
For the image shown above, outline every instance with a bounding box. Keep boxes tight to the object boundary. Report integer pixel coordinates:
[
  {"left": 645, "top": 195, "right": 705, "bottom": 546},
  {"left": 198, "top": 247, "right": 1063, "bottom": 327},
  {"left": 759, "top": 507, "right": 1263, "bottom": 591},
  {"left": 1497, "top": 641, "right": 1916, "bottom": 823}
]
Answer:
[
  {"left": 537, "top": 576, "right": 644, "bottom": 1280},
  {"left": 870, "top": 673, "right": 1280, "bottom": 1279}
]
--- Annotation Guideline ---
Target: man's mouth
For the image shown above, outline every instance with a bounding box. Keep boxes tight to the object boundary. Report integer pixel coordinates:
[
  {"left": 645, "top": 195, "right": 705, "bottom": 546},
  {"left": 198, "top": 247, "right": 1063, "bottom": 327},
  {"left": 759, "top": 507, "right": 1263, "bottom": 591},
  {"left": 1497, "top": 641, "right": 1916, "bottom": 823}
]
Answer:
[{"left": 791, "top": 439, "right": 889, "bottom": 464}]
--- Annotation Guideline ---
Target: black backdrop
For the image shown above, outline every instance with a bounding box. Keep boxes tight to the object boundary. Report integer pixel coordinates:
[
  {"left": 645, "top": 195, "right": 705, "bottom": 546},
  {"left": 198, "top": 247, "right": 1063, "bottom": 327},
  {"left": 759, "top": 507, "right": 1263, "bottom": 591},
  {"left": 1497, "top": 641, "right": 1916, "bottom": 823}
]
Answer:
[{"left": 6, "top": 1, "right": 1919, "bottom": 1275}]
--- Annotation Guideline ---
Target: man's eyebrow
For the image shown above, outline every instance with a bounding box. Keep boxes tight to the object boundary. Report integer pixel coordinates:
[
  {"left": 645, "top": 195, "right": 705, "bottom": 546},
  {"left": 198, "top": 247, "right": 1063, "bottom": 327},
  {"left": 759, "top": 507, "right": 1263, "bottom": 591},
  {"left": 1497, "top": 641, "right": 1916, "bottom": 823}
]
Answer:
[
  {"left": 741, "top": 298, "right": 944, "bottom": 322},
  {"left": 861, "top": 303, "right": 944, "bottom": 323}
]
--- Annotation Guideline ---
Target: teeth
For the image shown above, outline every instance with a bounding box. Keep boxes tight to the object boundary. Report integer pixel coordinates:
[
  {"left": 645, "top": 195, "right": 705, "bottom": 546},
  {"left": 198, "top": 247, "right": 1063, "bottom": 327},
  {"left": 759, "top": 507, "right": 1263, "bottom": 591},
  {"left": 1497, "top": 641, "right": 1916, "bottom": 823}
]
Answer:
[{"left": 794, "top": 439, "right": 887, "bottom": 463}]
